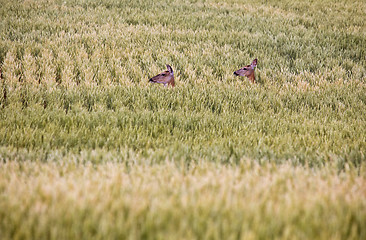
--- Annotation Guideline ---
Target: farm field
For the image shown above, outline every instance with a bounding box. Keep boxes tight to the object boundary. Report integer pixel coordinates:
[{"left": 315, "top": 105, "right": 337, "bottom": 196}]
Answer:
[{"left": 0, "top": 0, "right": 366, "bottom": 239}]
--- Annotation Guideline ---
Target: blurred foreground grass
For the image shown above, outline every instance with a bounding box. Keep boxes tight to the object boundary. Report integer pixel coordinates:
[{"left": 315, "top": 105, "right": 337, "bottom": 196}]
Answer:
[{"left": 1, "top": 160, "right": 365, "bottom": 240}]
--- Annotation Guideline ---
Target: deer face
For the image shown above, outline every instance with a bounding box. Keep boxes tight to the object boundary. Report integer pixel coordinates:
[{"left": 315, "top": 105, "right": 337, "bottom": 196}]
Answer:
[
  {"left": 233, "top": 58, "right": 257, "bottom": 83},
  {"left": 149, "top": 64, "right": 175, "bottom": 87}
]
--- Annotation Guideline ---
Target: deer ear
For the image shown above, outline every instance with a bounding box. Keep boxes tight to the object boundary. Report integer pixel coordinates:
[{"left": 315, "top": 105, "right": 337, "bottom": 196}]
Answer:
[
  {"left": 252, "top": 59, "right": 257, "bottom": 66},
  {"left": 166, "top": 64, "right": 173, "bottom": 74}
]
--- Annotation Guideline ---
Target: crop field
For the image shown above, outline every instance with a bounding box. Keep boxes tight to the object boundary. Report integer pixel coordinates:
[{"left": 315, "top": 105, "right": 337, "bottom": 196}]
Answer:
[{"left": 0, "top": 0, "right": 366, "bottom": 239}]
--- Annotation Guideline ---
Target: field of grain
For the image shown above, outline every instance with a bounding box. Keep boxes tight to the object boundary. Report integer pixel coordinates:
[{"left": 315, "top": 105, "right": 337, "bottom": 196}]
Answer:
[{"left": 1, "top": 0, "right": 366, "bottom": 239}]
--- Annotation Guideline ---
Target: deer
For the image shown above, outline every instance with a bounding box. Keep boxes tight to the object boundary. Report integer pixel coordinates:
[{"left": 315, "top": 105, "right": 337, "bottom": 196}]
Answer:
[
  {"left": 149, "top": 64, "right": 175, "bottom": 87},
  {"left": 234, "top": 59, "right": 257, "bottom": 83}
]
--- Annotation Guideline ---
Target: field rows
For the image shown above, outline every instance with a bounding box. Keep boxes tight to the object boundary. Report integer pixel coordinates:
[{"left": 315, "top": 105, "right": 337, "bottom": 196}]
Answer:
[{"left": 1, "top": 0, "right": 365, "bottom": 87}]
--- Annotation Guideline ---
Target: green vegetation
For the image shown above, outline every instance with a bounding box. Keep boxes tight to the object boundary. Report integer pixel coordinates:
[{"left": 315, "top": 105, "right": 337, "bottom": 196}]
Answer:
[
  {"left": 0, "top": 84, "right": 365, "bottom": 166},
  {"left": 1, "top": 160, "right": 365, "bottom": 240},
  {"left": 0, "top": 0, "right": 365, "bottom": 239}
]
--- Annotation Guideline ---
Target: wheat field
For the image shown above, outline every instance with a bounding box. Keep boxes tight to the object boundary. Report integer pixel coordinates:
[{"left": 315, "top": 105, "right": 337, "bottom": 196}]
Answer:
[{"left": 1, "top": 0, "right": 366, "bottom": 239}]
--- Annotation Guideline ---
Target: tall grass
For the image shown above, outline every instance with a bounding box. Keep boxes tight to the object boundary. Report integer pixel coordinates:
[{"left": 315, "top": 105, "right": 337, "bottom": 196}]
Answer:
[
  {"left": 1, "top": 0, "right": 366, "bottom": 239},
  {"left": 0, "top": 83, "right": 365, "bottom": 166},
  {"left": 1, "top": 160, "right": 365, "bottom": 240},
  {"left": 0, "top": 0, "right": 365, "bottom": 87}
]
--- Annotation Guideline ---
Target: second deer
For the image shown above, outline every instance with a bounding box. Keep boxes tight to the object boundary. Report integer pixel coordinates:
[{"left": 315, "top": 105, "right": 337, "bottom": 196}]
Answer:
[
  {"left": 234, "top": 59, "right": 257, "bottom": 83},
  {"left": 149, "top": 64, "right": 175, "bottom": 87}
]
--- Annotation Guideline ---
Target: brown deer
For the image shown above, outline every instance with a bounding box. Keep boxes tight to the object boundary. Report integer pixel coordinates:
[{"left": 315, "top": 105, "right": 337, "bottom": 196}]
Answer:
[
  {"left": 149, "top": 64, "right": 175, "bottom": 87},
  {"left": 234, "top": 59, "right": 257, "bottom": 83}
]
